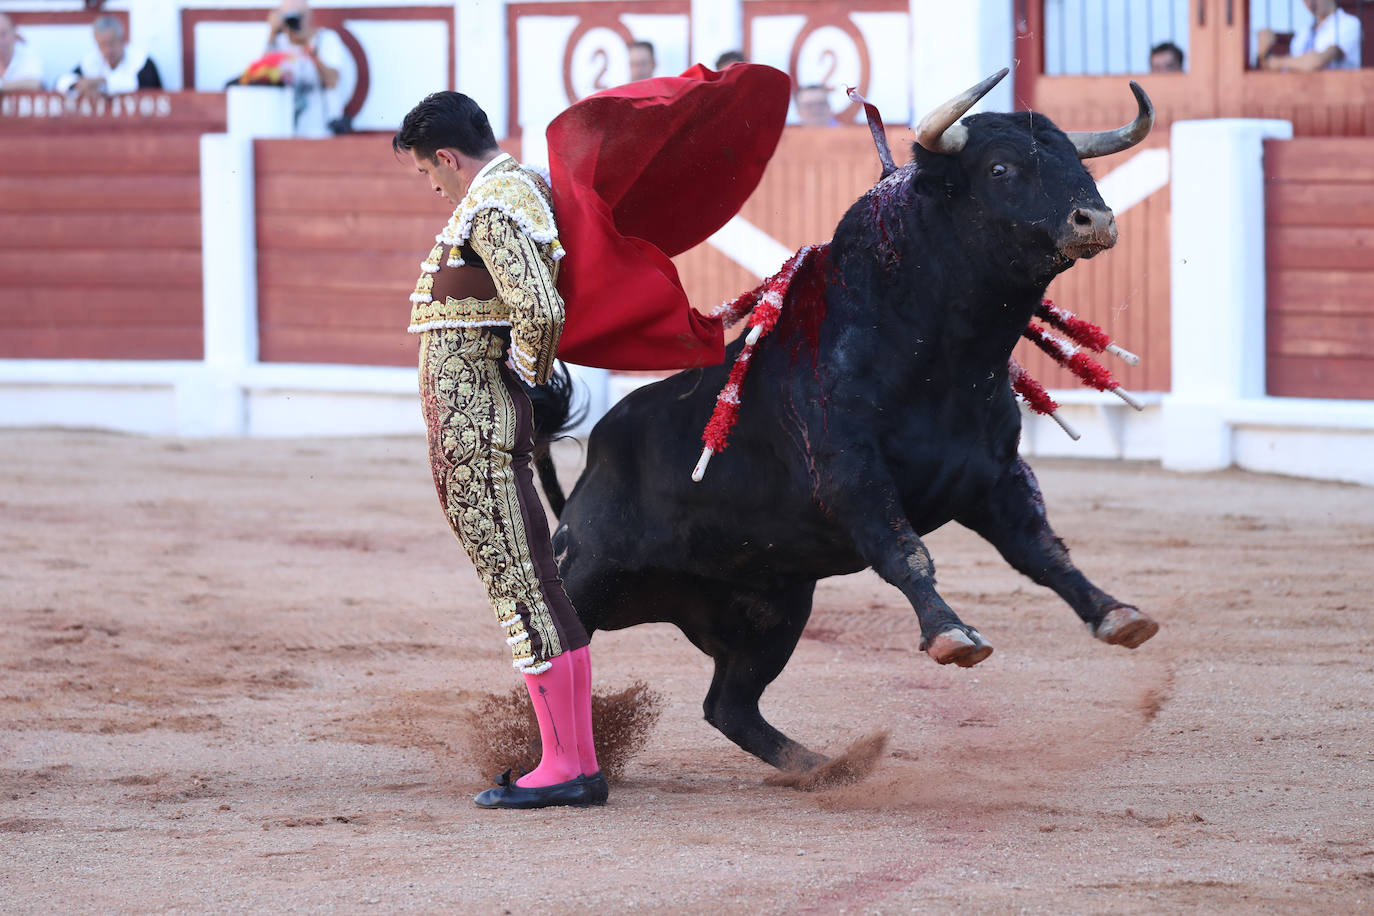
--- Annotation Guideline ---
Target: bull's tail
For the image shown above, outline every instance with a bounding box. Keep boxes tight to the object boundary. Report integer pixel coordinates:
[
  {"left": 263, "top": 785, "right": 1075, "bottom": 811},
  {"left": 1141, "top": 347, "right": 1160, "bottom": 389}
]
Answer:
[{"left": 524, "top": 362, "right": 585, "bottom": 518}]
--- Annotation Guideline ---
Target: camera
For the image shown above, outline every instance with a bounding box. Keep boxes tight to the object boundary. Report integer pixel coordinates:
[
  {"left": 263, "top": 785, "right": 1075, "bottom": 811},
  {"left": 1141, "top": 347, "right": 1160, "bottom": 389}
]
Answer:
[{"left": 282, "top": 13, "right": 303, "bottom": 31}]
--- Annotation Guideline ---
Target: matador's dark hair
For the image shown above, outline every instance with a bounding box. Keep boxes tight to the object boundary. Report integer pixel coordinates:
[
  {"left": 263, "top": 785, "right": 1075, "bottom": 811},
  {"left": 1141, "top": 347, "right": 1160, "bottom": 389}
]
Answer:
[{"left": 392, "top": 91, "right": 499, "bottom": 161}]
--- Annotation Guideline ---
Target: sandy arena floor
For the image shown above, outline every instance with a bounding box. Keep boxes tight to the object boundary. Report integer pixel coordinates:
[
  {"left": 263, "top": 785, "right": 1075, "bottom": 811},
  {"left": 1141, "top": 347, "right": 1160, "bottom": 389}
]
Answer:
[{"left": 1, "top": 429, "right": 1371, "bottom": 913}]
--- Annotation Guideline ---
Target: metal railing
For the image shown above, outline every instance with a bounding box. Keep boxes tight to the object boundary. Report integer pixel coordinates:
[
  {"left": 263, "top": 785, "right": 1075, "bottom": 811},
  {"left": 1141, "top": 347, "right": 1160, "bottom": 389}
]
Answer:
[
  {"left": 1039, "top": 0, "right": 1367, "bottom": 74},
  {"left": 1041, "top": 0, "right": 1190, "bottom": 75}
]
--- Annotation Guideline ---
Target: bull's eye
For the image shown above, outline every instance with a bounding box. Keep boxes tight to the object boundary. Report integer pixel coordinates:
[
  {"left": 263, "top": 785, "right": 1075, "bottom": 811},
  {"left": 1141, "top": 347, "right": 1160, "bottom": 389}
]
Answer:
[{"left": 990, "top": 163, "right": 1008, "bottom": 178}]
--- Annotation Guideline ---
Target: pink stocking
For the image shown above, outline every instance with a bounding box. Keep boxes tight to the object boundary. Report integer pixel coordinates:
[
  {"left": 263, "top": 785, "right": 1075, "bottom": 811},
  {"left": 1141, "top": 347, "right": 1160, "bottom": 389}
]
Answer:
[
  {"left": 569, "top": 646, "right": 600, "bottom": 775},
  {"left": 515, "top": 652, "right": 583, "bottom": 788}
]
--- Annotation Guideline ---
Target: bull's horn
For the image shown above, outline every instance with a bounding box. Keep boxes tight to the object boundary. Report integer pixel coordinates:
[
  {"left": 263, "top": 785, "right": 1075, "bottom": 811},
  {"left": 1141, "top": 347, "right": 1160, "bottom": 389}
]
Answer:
[
  {"left": 914, "top": 68, "right": 1009, "bottom": 155},
  {"left": 1066, "top": 82, "right": 1155, "bottom": 159}
]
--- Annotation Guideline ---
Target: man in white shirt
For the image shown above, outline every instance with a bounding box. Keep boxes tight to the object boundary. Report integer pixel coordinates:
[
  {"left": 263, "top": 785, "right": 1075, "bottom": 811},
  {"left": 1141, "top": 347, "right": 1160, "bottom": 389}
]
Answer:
[
  {"left": 0, "top": 12, "right": 44, "bottom": 91},
  {"left": 263, "top": 0, "right": 353, "bottom": 137},
  {"left": 1258, "top": 0, "right": 1363, "bottom": 71},
  {"left": 54, "top": 15, "right": 162, "bottom": 100}
]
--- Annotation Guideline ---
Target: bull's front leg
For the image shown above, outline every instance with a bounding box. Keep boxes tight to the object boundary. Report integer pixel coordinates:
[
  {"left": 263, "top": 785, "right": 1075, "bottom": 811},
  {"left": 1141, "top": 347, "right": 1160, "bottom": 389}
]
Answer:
[
  {"left": 956, "top": 457, "right": 1159, "bottom": 648},
  {"left": 824, "top": 467, "right": 992, "bottom": 667}
]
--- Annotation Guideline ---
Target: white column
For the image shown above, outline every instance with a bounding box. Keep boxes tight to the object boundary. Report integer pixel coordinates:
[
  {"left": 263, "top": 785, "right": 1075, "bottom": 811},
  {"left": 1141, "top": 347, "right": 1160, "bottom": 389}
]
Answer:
[
  {"left": 1161, "top": 118, "right": 1293, "bottom": 472},
  {"left": 566, "top": 366, "right": 610, "bottom": 433},
  {"left": 187, "top": 87, "right": 294, "bottom": 436},
  {"left": 456, "top": 0, "right": 509, "bottom": 137},
  {"left": 909, "top": 0, "right": 1014, "bottom": 118},
  {"left": 225, "top": 85, "right": 294, "bottom": 139},
  {"left": 691, "top": 0, "right": 742, "bottom": 69},
  {"left": 128, "top": 0, "right": 182, "bottom": 91}
]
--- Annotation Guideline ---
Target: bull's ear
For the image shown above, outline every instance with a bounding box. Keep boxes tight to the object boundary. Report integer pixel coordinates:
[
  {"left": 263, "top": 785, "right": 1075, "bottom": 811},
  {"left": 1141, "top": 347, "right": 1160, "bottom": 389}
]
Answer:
[
  {"left": 909, "top": 168, "right": 948, "bottom": 200},
  {"left": 909, "top": 146, "right": 953, "bottom": 193},
  {"left": 909, "top": 142, "right": 946, "bottom": 172}
]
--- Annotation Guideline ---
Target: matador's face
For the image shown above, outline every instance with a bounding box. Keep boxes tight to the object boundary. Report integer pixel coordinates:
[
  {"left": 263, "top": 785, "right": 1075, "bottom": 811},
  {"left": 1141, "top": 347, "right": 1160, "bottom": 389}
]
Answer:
[{"left": 411, "top": 148, "right": 468, "bottom": 204}]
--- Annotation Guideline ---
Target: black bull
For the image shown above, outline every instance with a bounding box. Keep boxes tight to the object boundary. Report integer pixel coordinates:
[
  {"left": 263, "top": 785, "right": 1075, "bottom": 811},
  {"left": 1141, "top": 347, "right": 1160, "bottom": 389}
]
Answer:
[{"left": 536, "top": 72, "right": 1161, "bottom": 772}]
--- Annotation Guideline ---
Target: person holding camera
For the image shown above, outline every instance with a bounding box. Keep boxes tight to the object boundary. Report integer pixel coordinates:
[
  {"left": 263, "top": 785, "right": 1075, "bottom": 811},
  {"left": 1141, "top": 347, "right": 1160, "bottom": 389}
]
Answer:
[{"left": 264, "top": 0, "right": 352, "bottom": 136}]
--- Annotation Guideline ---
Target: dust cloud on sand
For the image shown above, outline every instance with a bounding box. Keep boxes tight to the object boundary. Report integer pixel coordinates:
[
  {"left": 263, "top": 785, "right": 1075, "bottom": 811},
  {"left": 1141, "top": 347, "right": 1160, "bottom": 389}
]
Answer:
[{"left": 2, "top": 430, "right": 1371, "bottom": 913}]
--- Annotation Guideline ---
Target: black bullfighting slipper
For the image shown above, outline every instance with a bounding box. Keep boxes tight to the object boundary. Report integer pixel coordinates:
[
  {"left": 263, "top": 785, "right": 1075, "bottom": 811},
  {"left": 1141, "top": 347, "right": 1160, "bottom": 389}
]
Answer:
[
  {"left": 580, "top": 771, "right": 609, "bottom": 806},
  {"left": 473, "top": 769, "right": 594, "bottom": 809}
]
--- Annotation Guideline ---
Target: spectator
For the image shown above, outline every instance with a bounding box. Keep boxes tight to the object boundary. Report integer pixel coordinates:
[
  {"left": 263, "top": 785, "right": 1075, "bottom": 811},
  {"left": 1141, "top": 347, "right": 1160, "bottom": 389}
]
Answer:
[
  {"left": 796, "top": 84, "right": 838, "bottom": 127},
  {"left": 715, "top": 50, "right": 746, "bottom": 70},
  {"left": 55, "top": 15, "right": 161, "bottom": 101},
  {"left": 1258, "top": 0, "right": 1362, "bottom": 71},
  {"left": 263, "top": 0, "right": 350, "bottom": 136},
  {"left": 0, "top": 12, "right": 44, "bottom": 92},
  {"left": 628, "top": 40, "right": 655, "bottom": 81},
  {"left": 1149, "top": 41, "right": 1184, "bottom": 72}
]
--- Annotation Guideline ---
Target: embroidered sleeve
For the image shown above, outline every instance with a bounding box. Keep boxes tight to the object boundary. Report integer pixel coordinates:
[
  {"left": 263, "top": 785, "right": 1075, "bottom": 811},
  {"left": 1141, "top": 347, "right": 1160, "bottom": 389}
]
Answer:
[{"left": 468, "top": 208, "right": 564, "bottom": 386}]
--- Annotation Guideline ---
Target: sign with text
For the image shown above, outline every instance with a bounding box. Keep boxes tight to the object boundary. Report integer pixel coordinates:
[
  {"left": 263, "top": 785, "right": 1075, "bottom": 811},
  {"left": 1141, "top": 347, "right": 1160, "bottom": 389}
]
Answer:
[{"left": 0, "top": 92, "right": 227, "bottom": 133}]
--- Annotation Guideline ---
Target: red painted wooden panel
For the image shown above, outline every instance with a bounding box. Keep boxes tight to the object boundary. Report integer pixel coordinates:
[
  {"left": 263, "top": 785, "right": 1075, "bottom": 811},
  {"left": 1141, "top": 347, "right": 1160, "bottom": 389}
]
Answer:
[
  {"left": 1265, "top": 139, "right": 1374, "bottom": 184},
  {"left": 1233, "top": 74, "right": 1374, "bottom": 139},
  {"left": 253, "top": 137, "right": 521, "bottom": 365},
  {"left": 3, "top": 287, "right": 200, "bottom": 327},
  {"left": 1266, "top": 184, "right": 1374, "bottom": 227},
  {"left": 1265, "top": 136, "right": 1374, "bottom": 398},
  {"left": 255, "top": 173, "right": 447, "bottom": 216},
  {"left": 0, "top": 250, "right": 201, "bottom": 288},
  {"left": 0, "top": 176, "right": 201, "bottom": 214},
  {"left": 255, "top": 135, "right": 444, "bottom": 175},
  {"left": 0, "top": 213, "right": 201, "bottom": 250},
  {"left": 1268, "top": 313, "right": 1374, "bottom": 358},
  {"left": 257, "top": 249, "right": 416, "bottom": 296},
  {"left": 258, "top": 288, "right": 407, "bottom": 331},
  {"left": 0, "top": 128, "right": 204, "bottom": 360},
  {"left": 1267, "top": 226, "right": 1374, "bottom": 271},
  {"left": 256, "top": 212, "right": 438, "bottom": 251},
  {"left": 258, "top": 328, "right": 417, "bottom": 367},
  {"left": 1, "top": 328, "right": 202, "bottom": 360},
  {"left": 0, "top": 135, "right": 202, "bottom": 174},
  {"left": 1267, "top": 269, "right": 1374, "bottom": 315},
  {"left": 1268, "top": 355, "right": 1374, "bottom": 400}
]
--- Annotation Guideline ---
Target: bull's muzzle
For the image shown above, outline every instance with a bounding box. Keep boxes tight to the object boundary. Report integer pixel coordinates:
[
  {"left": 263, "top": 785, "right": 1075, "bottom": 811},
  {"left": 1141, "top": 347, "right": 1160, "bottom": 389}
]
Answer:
[{"left": 1059, "top": 207, "right": 1117, "bottom": 260}]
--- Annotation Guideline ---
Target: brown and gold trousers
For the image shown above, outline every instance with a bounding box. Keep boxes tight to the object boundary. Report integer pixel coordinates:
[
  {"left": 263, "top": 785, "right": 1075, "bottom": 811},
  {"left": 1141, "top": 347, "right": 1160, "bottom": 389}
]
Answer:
[{"left": 418, "top": 326, "right": 589, "bottom": 674}]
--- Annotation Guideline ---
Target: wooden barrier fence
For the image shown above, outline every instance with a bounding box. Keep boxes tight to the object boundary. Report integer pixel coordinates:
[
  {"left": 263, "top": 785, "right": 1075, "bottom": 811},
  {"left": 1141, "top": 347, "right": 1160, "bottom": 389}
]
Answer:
[
  {"left": 253, "top": 135, "right": 466, "bottom": 367},
  {"left": 2, "top": 109, "right": 1172, "bottom": 396},
  {"left": 1264, "top": 137, "right": 1374, "bottom": 400},
  {"left": 0, "top": 92, "right": 224, "bottom": 361}
]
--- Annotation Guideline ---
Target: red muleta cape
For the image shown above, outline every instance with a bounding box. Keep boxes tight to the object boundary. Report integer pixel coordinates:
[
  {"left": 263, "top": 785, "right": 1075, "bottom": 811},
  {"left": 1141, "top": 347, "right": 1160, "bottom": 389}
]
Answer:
[{"left": 546, "top": 63, "right": 791, "bottom": 371}]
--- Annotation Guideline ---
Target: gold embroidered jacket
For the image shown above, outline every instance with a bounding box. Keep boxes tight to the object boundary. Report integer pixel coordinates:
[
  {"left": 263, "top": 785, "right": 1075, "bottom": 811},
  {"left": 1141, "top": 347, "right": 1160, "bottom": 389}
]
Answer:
[{"left": 408, "top": 158, "right": 566, "bottom": 386}]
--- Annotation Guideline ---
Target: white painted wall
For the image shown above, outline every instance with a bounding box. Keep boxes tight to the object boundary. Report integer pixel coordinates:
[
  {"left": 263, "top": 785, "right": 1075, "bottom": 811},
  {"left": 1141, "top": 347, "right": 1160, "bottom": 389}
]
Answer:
[
  {"left": 909, "top": 0, "right": 1014, "bottom": 120},
  {"left": 692, "top": 0, "right": 741, "bottom": 70},
  {"left": 454, "top": 0, "right": 507, "bottom": 136}
]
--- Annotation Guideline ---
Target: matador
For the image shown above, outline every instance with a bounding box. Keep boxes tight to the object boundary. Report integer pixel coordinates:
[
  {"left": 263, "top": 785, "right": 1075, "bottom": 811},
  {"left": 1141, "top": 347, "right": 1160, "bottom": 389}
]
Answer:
[
  {"left": 395, "top": 92, "right": 600, "bottom": 810},
  {"left": 393, "top": 66, "right": 791, "bottom": 810}
]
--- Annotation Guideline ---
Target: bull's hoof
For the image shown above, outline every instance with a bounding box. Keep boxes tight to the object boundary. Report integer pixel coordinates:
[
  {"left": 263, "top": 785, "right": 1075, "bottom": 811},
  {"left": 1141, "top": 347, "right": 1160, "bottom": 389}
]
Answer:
[
  {"left": 925, "top": 628, "right": 993, "bottom": 667},
  {"left": 1094, "top": 605, "right": 1159, "bottom": 649}
]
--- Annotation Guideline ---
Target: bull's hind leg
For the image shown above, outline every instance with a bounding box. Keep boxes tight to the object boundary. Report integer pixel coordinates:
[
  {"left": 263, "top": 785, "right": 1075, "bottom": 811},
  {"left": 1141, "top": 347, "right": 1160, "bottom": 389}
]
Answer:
[
  {"left": 957, "top": 458, "right": 1159, "bottom": 648},
  {"left": 696, "top": 582, "right": 828, "bottom": 772}
]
